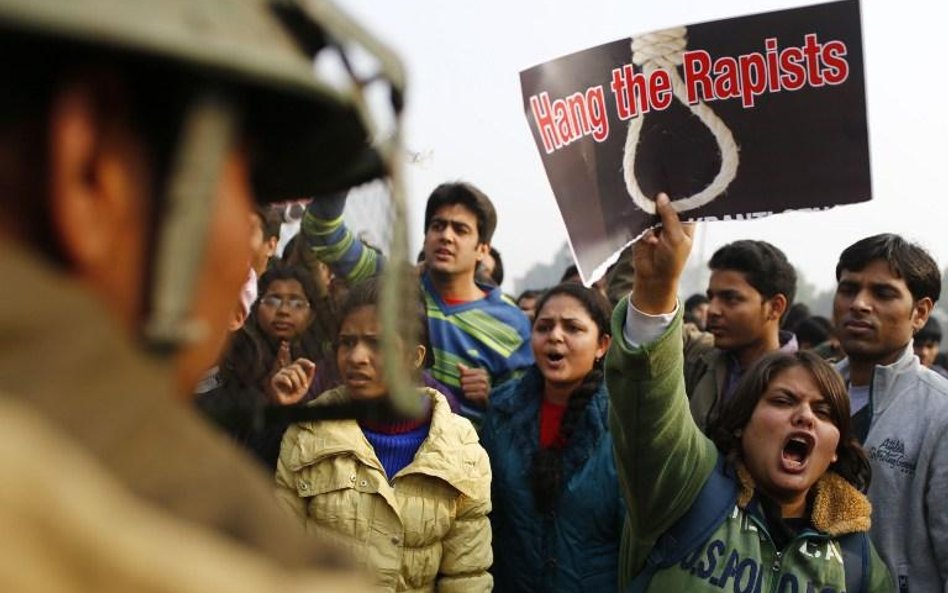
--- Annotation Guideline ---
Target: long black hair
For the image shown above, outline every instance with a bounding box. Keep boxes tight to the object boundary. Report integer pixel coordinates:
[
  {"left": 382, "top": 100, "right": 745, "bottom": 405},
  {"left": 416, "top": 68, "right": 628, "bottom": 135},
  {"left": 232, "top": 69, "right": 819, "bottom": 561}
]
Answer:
[{"left": 530, "top": 282, "right": 612, "bottom": 514}]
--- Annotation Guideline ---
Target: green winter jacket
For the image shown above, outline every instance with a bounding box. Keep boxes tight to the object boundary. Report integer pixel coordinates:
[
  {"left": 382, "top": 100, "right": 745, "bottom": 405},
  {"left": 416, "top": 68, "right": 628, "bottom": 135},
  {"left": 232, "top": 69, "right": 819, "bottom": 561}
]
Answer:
[{"left": 605, "top": 299, "right": 893, "bottom": 593}]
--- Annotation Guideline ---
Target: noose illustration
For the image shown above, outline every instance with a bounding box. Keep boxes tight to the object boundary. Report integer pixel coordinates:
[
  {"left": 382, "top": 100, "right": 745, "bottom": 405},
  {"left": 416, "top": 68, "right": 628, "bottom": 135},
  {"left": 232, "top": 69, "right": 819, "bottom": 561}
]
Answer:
[{"left": 623, "top": 27, "right": 740, "bottom": 215}]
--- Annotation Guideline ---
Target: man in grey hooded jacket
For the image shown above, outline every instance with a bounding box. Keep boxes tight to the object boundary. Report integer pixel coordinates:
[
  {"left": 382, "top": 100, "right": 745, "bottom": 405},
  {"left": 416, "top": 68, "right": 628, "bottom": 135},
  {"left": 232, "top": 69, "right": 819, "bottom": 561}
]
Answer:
[{"left": 833, "top": 233, "right": 948, "bottom": 593}]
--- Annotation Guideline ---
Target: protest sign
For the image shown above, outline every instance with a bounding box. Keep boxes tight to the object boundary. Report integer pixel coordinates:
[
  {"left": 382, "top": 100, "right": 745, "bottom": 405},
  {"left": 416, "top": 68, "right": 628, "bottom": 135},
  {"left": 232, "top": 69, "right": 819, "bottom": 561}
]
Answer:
[{"left": 520, "top": 0, "right": 869, "bottom": 283}]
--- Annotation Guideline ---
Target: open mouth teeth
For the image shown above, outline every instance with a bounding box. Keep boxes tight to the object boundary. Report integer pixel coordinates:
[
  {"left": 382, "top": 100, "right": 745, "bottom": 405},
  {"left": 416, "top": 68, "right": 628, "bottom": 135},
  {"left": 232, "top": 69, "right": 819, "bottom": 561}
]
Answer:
[
  {"left": 547, "top": 353, "right": 564, "bottom": 362},
  {"left": 783, "top": 437, "right": 812, "bottom": 465}
]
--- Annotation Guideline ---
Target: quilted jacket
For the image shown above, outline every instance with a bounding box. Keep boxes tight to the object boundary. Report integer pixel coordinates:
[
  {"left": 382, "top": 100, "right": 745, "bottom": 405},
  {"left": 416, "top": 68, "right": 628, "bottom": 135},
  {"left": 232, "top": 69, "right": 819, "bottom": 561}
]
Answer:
[{"left": 276, "top": 387, "right": 492, "bottom": 592}]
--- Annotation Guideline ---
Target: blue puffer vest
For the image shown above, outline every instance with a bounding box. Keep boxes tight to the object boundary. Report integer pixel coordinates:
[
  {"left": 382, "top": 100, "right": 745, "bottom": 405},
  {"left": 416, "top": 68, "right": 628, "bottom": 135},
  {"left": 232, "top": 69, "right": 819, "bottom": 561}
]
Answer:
[{"left": 481, "top": 366, "right": 625, "bottom": 593}]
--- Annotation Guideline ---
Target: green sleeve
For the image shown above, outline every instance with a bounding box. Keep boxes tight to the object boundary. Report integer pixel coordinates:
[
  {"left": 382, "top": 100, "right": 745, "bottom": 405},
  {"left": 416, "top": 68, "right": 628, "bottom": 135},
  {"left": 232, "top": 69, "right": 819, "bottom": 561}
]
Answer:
[
  {"left": 867, "top": 541, "right": 895, "bottom": 593},
  {"left": 605, "top": 297, "right": 717, "bottom": 582}
]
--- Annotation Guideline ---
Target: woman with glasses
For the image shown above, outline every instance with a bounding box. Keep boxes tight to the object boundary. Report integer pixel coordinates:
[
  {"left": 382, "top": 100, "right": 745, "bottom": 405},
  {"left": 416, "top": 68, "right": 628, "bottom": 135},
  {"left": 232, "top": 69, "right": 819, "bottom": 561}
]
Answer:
[{"left": 197, "top": 264, "right": 325, "bottom": 469}]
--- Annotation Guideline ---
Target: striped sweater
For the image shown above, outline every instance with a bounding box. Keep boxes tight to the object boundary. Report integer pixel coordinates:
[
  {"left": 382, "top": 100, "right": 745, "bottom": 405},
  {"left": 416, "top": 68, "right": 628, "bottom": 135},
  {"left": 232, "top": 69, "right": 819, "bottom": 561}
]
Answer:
[{"left": 301, "top": 194, "right": 533, "bottom": 421}]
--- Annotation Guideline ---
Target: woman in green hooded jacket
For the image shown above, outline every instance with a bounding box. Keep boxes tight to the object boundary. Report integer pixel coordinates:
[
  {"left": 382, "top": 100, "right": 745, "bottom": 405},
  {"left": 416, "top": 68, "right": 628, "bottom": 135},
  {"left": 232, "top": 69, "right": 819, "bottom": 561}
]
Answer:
[{"left": 605, "top": 194, "right": 893, "bottom": 593}]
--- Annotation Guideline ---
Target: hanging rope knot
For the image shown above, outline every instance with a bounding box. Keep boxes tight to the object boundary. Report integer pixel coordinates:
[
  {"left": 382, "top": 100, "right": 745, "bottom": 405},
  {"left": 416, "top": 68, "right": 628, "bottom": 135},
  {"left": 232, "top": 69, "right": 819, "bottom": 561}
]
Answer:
[
  {"left": 623, "top": 26, "right": 740, "bottom": 215},
  {"left": 631, "top": 27, "right": 687, "bottom": 69}
]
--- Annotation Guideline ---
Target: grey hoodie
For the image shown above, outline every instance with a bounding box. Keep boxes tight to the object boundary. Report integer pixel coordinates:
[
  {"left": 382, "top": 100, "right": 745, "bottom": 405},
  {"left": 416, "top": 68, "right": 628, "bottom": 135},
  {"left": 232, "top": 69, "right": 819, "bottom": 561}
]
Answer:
[{"left": 838, "top": 344, "right": 948, "bottom": 593}]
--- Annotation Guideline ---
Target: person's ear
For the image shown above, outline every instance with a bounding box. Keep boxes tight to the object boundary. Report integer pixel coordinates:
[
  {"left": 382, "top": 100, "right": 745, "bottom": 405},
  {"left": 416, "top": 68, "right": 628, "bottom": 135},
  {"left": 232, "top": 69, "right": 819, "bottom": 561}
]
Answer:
[
  {"left": 475, "top": 242, "right": 489, "bottom": 262},
  {"left": 265, "top": 235, "right": 279, "bottom": 257},
  {"left": 47, "top": 75, "right": 148, "bottom": 328},
  {"left": 48, "top": 77, "right": 142, "bottom": 272},
  {"left": 412, "top": 344, "right": 426, "bottom": 369},
  {"left": 766, "top": 294, "right": 788, "bottom": 323},
  {"left": 911, "top": 297, "right": 934, "bottom": 334},
  {"left": 595, "top": 333, "right": 612, "bottom": 361}
]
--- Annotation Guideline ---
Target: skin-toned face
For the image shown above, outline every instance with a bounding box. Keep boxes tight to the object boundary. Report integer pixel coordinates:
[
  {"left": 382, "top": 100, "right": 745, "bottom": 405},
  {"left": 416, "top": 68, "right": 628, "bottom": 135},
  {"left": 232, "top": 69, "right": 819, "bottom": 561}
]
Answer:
[
  {"left": 518, "top": 296, "right": 538, "bottom": 322},
  {"left": 833, "top": 259, "right": 932, "bottom": 368},
  {"left": 690, "top": 302, "right": 710, "bottom": 330},
  {"left": 740, "top": 365, "right": 840, "bottom": 517},
  {"left": 915, "top": 340, "right": 940, "bottom": 368},
  {"left": 248, "top": 213, "right": 266, "bottom": 276},
  {"left": 255, "top": 278, "right": 313, "bottom": 341},
  {"left": 532, "top": 294, "right": 610, "bottom": 397},
  {"left": 480, "top": 251, "right": 496, "bottom": 280},
  {"left": 422, "top": 203, "right": 488, "bottom": 278},
  {"left": 706, "top": 269, "right": 782, "bottom": 359},
  {"left": 336, "top": 305, "right": 424, "bottom": 400}
]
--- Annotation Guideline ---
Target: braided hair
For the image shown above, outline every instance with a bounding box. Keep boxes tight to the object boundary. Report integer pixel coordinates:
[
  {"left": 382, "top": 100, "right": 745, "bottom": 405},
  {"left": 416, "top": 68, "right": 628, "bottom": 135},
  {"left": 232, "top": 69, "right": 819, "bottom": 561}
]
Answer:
[{"left": 529, "top": 282, "right": 612, "bottom": 514}]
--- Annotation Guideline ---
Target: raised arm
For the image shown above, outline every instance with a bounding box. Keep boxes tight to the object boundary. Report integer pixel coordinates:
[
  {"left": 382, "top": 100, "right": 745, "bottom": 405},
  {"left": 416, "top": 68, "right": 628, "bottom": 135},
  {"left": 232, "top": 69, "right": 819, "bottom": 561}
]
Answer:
[
  {"left": 300, "top": 192, "right": 384, "bottom": 283},
  {"left": 605, "top": 194, "right": 717, "bottom": 575}
]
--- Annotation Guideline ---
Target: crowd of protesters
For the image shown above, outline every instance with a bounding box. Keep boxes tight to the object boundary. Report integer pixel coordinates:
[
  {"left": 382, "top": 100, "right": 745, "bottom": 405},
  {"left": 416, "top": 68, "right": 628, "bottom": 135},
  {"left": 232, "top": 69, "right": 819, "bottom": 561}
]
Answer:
[
  {"left": 181, "top": 178, "right": 947, "bottom": 593},
  {"left": 3, "top": 3, "right": 948, "bottom": 593}
]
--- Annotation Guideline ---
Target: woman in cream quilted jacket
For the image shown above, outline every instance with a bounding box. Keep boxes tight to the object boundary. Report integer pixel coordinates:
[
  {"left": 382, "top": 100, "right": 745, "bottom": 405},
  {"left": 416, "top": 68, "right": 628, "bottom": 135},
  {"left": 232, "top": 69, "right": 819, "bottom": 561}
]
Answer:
[{"left": 275, "top": 276, "right": 492, "bottom": 593}]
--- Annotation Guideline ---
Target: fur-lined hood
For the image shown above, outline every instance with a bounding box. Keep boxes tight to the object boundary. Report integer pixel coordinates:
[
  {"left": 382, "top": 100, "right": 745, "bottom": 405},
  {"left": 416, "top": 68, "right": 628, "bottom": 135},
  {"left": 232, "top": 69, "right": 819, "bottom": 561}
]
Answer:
[{"left": 734, "top": 463, "right": 872, "bottom": 536}]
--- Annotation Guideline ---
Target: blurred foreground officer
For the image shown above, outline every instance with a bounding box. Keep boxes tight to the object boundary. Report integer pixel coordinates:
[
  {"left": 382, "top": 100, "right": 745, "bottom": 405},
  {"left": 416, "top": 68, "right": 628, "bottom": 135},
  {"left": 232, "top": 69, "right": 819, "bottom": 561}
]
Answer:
[{"left": 0, "top": 0, "right": 403, "bottom": 590}]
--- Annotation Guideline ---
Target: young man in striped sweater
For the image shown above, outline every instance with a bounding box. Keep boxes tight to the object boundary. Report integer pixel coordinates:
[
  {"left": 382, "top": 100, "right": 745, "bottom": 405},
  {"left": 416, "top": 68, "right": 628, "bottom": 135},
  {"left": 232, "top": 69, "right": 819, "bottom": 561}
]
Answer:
[{"left": 301, "top": 183, "right": 533, "bottom": 422}]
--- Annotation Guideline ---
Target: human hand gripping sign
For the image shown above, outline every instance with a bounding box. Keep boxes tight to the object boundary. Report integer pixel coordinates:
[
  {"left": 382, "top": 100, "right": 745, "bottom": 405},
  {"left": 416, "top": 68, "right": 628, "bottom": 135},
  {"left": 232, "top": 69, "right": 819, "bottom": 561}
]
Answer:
[
  {"left": 267, "top": 340, "right": 316, "bottom": 406},
  {"left": 631, "top": 193, "right": 696, "bottom": 315}
]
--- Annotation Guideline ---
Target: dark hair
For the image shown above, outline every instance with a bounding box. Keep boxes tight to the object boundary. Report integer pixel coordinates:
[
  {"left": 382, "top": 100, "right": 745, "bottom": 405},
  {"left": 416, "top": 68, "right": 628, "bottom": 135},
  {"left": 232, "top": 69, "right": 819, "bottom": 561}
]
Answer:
[
  {"left": 486, "top": 246, "right": 504, "bottom": 286},
  {"left": 335, "top": 275, "right": 433, "bottom": 368},
  {"left": 254, "top": 263, "right": 321, "bottom": 319},
  {"left": 709, "top": 240, "right": 797, "bottom": 313},
  {"left": 530, "top": 283, "right": 612, "bottom": 514},
  {"left": 220, "top": 264, "right": 324, "bottom": 391},
  {"left": 559, "top": 264, "right": 580, "bottom": 284},
  {"left": 282, "top": 234, "right": 299, "bottom": 261},
  {"left": 423, "top": 182, "right": 496, "bottom": 244},
  {"left": 781, "top": 303, "right": 811, "bottom": 332},
  {"left": 684, "top": 293, "right": 710, "bottom": 326},
  {"left": 795, "top": 316, "right": 833, "bottom": 350},
  {"left": 253, "top": 205, "right": 283, "bottom": 241},
  {"left": 685, "top": 293, "right": 710, "bottom": 310},
  {"left": 517, "top": 289, "right": 543, "bottom": 304},
  {"left": 836, "top": 234, "right": 941, "bottom": 304},
  {"left": 709, "top": 350, "right": 871, "bottom": 492},
  {"left": 916, "top": 316, "right": 943, "bottom": 345}
]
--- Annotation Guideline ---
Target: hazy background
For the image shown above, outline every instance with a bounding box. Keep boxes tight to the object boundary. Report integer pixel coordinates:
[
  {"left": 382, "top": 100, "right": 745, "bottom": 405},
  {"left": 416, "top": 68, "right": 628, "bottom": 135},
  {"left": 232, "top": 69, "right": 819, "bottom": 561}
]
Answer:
[{"left": 337, "top": 0, "right": 948, "bottom": 314}]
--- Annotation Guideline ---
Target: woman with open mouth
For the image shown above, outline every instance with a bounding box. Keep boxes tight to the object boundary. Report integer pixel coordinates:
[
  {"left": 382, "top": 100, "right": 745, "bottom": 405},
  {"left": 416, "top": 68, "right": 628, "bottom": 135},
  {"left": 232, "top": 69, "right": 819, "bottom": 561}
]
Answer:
[
  {"left": 481, "top": 282, "right": 624, "bottom": 593},
  {"left": 606, "top": 194, "right": 892, "bottom": 593}
]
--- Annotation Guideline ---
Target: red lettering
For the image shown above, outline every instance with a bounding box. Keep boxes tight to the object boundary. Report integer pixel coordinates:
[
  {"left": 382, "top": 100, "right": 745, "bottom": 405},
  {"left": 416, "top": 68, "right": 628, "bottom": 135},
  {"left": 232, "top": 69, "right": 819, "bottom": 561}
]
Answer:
[
  {"left": 611, "top": 67, "right": 631, "bottom": 120},
  {"left": 650, "top": 69, "right": 672, "bottom": 111},
  {"left": 529, "top": 93, "right": 559, "bottom": 154},
  {"left": 553, "top": 99, "right": 572, "bottom": 143},
  {"left": 803, "top": 33, "right": 824, "bottom": 87},
  {"left": 566, "top": 92, "right": 591, "bottom": 136},
  {"left": 738, "top": 52, "right": 767, "bottom": 108},
  {"left": 712, "top": 57, "right": 741, "bottom": 100},
  {"left": 586, "top": 86, "right": 609, "bottom": 142},
  {"left": 764, "top": 38, "right": 781, "bottom": 92},
  {"left": 821, "top": 40, "right": 849, "bottom": 85},
  {"left": 627, "top": 65, "right": 649, "bottom": 118},
  {"left": 683, "top": 50, "right": 713, "bottom": 104},
  {"left": 779, "top": 47, "right": 806, "bottom": 91}
]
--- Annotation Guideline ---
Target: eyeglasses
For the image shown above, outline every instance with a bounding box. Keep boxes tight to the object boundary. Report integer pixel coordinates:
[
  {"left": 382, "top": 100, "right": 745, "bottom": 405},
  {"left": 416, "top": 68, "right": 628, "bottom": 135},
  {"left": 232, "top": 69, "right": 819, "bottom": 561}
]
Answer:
[{"left": 259, "top": 295, "right": 311, "bottom": 311}]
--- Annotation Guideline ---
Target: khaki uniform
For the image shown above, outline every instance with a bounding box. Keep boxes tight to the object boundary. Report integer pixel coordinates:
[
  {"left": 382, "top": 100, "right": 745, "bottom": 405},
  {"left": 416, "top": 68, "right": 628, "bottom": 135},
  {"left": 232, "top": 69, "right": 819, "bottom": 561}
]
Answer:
[{"left": 0, "top": 242, "right": 367, "bottom": 590}]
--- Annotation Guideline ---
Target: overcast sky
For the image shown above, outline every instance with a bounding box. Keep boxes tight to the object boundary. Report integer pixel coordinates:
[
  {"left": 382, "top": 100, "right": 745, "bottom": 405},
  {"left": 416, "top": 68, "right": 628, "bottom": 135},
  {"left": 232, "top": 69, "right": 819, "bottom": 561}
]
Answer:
[{"left": 339, "top": 0, "right": 948, "bottom": 294}]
